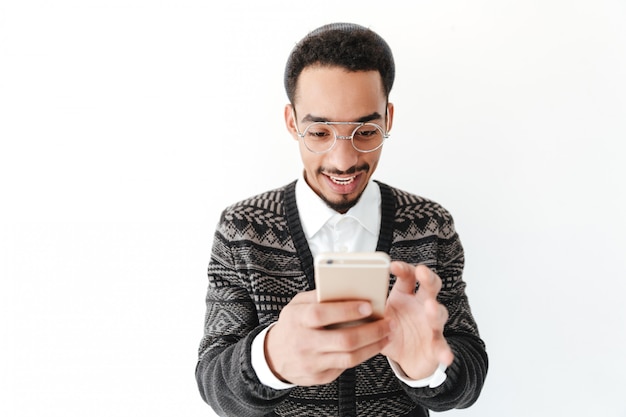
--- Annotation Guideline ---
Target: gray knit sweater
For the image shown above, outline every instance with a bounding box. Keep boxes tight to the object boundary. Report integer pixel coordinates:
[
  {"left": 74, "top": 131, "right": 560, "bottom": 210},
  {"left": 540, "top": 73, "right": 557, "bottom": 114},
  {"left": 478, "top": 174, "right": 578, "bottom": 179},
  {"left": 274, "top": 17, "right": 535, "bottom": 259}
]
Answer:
[{"left": 196, "top": 180, "right": 488, "bottom": 417}]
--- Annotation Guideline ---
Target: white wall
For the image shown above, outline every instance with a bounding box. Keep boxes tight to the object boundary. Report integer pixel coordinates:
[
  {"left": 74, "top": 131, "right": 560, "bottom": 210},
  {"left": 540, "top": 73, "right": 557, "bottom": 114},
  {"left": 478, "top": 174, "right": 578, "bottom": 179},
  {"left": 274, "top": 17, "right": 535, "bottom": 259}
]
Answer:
[{"left": 2, "top": 1, "right": 625, "bottom": 416}]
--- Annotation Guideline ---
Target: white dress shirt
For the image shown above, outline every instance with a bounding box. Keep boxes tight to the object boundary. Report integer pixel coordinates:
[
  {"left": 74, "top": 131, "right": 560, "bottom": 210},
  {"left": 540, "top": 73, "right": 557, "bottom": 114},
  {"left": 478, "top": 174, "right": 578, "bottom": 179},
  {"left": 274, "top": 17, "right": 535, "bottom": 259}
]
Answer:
[{"left": 251, "top": 178, "right": 447, "bottom": 389}]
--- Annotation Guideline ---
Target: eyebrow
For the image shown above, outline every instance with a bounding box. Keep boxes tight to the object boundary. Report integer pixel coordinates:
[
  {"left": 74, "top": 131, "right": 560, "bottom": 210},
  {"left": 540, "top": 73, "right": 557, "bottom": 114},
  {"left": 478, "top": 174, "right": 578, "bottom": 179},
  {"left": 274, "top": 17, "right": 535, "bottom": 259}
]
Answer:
[{"left": 301, "top": 112, "right": 383, "bottom": 124}]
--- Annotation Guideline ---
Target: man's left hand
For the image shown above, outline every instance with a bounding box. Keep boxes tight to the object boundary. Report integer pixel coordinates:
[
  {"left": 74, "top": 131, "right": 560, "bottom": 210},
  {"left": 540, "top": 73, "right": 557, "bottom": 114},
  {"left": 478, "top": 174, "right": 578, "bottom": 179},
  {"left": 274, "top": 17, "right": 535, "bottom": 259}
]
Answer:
[{"left": 381, "top": 261, "right": 454, "bottom": 380}]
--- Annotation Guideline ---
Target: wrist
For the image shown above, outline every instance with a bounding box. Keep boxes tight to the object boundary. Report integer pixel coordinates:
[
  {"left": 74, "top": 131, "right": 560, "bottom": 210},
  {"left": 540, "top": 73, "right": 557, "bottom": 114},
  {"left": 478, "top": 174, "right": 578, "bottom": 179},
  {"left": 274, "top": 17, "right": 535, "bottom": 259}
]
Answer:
[
  {"left": 264, "top": 323, "right": 291, "bottom": 384},
  {"left": 387, "top": 358, "right": 447, "bottom": 388},
  {"left": 251, "top": 323, "right": 294, "bottom": 389}
]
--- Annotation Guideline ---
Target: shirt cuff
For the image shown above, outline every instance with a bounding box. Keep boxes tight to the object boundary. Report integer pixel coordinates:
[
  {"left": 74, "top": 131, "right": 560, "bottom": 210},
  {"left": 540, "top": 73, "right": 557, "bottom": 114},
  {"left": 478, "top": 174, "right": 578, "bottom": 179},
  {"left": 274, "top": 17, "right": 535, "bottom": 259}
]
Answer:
[
  {"left": 251, "top": 323, "right": 296, "bottom": 390},
  {"left": 387, "top": 357, "right": 447, "bottom": 388}
]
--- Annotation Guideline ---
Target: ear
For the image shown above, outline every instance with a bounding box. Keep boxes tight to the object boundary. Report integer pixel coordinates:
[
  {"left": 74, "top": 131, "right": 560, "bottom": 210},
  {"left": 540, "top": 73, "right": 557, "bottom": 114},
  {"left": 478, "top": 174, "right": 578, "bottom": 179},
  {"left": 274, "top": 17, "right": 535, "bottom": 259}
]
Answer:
[
  {"left": 385, "top": 102, "right": 395, "bottom": 133},
  {"left": 284, "top": 104, "right": 299, "bottom": 140}
]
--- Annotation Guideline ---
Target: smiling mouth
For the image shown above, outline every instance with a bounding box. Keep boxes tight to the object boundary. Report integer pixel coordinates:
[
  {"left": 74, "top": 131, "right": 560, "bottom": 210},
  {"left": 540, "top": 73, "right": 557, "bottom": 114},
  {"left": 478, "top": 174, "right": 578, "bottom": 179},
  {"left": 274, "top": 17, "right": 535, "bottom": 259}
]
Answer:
[{"left": 330, "top": 175, "right": 356, "bottom": 185}]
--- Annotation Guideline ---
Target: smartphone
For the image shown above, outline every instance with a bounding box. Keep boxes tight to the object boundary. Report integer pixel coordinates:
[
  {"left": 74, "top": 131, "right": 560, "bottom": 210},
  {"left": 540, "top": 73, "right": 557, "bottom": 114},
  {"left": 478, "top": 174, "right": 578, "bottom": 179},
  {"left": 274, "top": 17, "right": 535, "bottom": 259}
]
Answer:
[{"left": 314, "top": 252, "right": 391, "bottom": 327}]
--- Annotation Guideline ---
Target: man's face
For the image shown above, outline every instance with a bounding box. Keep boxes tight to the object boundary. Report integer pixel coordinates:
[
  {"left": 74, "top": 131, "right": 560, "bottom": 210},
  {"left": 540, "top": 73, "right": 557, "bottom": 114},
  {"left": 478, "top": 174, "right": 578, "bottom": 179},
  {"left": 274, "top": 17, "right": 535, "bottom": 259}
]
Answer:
[{"left": 285, "top": 66, "right": 393, "bottom": 213}]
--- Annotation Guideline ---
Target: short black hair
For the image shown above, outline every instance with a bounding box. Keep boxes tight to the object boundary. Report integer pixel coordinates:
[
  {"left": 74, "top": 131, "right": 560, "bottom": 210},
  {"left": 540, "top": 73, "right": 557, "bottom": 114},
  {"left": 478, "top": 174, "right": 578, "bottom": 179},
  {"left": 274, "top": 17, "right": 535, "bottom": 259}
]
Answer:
[{"left": 284, "top": 23, "right": 395, "bottom": 104}]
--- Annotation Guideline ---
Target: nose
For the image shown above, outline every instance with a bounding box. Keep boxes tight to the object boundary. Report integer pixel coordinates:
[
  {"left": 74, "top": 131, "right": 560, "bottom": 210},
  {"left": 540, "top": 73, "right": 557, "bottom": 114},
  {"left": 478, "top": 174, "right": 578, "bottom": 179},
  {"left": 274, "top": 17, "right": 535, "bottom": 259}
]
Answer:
[{"left": 326, "top": 134, "right": 359, "bottom": 172}]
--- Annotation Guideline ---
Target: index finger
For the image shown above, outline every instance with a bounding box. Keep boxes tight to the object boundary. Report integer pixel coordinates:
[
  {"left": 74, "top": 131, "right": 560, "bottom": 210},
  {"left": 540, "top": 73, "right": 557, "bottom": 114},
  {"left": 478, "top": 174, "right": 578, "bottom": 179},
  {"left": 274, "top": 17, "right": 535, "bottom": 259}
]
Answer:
[
  {"left": 414, "top": 264, "right": 442, "bottom": 298},
  {"left": 287, "top": 290, "right": 375, "bottom": 328},
  {"left": 289, "top": 289, "right": 319, "bottom": 305},
  {"left": 390, "top": 261, "right": 419, "bottom": 294},
  {"left": 304, "top": 300, "right": 375, "bottom": 329}
]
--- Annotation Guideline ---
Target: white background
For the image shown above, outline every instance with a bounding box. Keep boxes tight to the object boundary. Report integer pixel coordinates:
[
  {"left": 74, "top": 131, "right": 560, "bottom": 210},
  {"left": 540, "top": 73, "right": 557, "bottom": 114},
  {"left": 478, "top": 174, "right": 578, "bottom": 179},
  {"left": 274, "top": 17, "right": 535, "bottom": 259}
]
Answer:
[{"left": 2, "top": 1, "right": 625, "bottom": 416}]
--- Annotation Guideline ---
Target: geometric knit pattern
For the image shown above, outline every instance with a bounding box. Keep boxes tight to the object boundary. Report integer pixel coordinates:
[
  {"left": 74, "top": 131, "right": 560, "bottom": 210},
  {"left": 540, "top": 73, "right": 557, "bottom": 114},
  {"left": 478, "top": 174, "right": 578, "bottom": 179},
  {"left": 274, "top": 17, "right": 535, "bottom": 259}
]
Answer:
[{"left": 196, "top": 180, "right": 488, "bottom": 417}]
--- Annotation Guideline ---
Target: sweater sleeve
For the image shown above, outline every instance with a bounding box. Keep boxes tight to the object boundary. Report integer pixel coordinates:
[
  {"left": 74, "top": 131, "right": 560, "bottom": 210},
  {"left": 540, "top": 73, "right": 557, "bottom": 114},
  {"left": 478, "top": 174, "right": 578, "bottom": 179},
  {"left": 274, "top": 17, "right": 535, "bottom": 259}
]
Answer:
[
  {"left": 399, "top": 206, "right": 488, "bottom": 411},
  {"left": 195, "top": 223, "right": 293, "bottom": 416}
]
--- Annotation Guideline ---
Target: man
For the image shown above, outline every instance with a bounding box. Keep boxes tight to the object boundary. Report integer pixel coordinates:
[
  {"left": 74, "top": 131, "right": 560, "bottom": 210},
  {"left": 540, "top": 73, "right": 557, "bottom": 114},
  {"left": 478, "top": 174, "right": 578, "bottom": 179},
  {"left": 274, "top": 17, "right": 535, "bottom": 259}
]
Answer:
[{"left": 196, "top": 22, "right": 488, "bottom": 416}]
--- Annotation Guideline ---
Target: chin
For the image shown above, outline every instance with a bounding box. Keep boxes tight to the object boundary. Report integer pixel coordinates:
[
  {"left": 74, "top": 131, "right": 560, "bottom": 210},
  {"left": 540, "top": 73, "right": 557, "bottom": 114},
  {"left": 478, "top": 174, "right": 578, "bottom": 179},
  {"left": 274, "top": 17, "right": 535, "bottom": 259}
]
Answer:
[{"left": 322, "top": 193, "right": 362, "bottom": 213}]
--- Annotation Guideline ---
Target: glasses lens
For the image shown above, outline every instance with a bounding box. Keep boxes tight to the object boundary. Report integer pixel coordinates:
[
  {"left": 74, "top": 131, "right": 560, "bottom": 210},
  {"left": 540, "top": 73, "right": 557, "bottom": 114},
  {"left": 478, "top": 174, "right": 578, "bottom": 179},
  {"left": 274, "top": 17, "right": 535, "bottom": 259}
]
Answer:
[
  {"left": 352, "top": 124, "right": 385, "bottom": 152},
  {"left": 302, "top": 122, "right": 335, "bottom": 153}
]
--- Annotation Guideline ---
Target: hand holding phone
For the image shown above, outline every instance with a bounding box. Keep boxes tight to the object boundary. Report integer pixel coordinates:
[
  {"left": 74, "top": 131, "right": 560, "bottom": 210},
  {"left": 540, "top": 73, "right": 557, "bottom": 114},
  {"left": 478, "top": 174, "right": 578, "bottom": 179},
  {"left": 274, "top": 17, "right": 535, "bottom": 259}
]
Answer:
[{"left": 314, "top": 252, "right": 390, "bottom": 328}]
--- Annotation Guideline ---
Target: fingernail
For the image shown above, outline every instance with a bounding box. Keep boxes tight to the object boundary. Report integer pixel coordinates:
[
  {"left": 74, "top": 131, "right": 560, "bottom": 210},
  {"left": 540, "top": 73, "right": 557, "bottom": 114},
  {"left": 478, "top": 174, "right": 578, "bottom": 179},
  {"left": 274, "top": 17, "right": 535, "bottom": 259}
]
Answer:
[{"left": 359, "top": 303, "right": 372, "bottom": 316}]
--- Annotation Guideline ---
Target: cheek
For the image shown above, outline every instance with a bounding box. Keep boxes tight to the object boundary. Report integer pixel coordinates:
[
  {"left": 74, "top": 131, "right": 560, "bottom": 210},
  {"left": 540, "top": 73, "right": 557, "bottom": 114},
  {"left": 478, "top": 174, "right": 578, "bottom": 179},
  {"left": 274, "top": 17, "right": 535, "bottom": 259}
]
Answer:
[
  {"left": 299, "top": 144, "right": 322, "bottom": 171},
  {"left": 363, "top": 151, "right": 382, "bottom": 171}
]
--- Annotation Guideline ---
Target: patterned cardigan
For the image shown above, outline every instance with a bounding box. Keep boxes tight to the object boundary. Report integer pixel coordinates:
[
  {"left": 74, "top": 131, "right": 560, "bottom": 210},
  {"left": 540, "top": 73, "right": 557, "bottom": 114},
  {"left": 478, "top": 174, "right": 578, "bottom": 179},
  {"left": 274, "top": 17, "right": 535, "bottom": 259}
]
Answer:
[{"left": 196, "top": 180, "right": 488, "bottom": 417}]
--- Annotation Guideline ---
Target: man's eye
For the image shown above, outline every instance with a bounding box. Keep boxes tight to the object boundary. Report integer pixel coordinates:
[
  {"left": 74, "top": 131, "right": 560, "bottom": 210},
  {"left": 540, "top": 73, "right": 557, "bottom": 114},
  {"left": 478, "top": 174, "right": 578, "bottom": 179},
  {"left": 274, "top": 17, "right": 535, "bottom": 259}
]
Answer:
[
  {"left": 307, "top": 130, "right": 331, "bottom": 138},
  {"left": 356, "top": 128, "right": 379, "bottom": 138}
]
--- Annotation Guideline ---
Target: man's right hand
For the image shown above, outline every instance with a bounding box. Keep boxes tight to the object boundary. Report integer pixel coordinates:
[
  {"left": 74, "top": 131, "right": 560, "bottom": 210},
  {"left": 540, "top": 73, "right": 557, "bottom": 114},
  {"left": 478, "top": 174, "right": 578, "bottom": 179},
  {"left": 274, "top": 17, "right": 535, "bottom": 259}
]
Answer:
[{"left": 264, "top": 290, "right": 393, "bottom": 386}]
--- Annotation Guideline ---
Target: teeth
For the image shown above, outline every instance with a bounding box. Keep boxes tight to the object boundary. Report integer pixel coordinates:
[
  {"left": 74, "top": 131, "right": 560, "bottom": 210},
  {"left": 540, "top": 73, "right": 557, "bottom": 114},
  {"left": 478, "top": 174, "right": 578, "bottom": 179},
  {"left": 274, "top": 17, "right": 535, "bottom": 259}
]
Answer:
[{"left": 331, "top": 176, "right": 355, "bottom": 185}]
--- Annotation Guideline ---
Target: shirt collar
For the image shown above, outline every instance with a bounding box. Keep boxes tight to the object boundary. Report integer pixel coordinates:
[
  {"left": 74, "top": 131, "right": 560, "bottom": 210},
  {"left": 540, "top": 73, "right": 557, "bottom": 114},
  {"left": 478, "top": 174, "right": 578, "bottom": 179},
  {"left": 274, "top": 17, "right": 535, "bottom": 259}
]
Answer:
[{"left": 295, "top": 175, "right": 381, "bottom": 239}]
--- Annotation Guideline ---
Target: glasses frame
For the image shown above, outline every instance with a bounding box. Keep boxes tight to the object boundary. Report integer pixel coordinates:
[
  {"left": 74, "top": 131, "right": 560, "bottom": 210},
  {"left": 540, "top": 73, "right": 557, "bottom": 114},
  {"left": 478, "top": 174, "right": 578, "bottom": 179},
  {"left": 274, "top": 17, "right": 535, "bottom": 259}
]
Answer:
[{"left": 293, "top": 109, "right": 390, "bottom": 154}]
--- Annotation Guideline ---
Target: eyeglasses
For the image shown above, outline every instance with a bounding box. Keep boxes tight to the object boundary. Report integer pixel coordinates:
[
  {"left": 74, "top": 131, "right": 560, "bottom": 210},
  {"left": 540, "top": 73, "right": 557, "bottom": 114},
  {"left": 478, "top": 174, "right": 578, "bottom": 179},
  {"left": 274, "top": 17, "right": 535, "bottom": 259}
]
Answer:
[{"left": 293, "top": 111, "right": 390, "bottom": 154}]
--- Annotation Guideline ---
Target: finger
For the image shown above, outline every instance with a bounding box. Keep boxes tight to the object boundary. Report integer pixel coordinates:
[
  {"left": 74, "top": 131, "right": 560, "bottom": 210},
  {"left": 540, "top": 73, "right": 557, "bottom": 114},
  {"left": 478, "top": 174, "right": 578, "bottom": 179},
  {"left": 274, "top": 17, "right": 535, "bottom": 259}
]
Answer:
[
  {"left": 432, "top": 332, "right": 455, "bottom": 368},
  {"left": 322, "top": 319, "right": 391, "bottom": 353},
  {"left": 390, "top": 261, "right": 418, "bottom": 294},
  {"left": 289, "top": 289, "right": 318, "bottom": 304},
  {"left": 304, "top": 300, "right": 375, "bottom": 328},
  {"left": 424, "top": 299, "right": 454, "bottom": 367},
  {"left": 414, "top": 264, "right": 442, "bottom": 298},
  {"left": 317, "top": 334, "right": 390, "bottom": 371},
  {"left": 425, "top": 298, "right": 449, "bottom": 330},
  {"left": 437, "top": 343, "right": 455, "bottom": 368}
]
